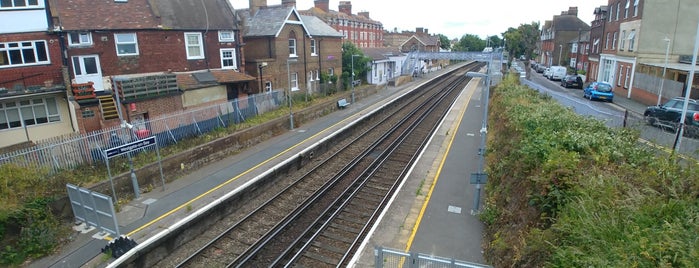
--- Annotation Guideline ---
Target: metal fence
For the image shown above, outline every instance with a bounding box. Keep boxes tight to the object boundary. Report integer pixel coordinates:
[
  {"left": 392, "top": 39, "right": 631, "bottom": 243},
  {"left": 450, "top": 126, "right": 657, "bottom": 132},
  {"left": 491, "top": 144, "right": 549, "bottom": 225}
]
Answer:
[
  {"left": 0, "top": 90, "right": 286, "bottom": 173},
  {"left": 374, "top": 247, "right": 492, "bottom": 268},
  {"left": 621, "top": 109, "right": 699, "bottom": 159}
]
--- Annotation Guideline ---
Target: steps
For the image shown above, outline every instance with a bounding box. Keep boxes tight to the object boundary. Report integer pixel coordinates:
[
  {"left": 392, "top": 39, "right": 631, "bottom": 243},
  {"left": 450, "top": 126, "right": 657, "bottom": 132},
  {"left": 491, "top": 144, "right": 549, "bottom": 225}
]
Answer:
[{"left": 98, "top": 95, "right": 119, "bottom": 120}]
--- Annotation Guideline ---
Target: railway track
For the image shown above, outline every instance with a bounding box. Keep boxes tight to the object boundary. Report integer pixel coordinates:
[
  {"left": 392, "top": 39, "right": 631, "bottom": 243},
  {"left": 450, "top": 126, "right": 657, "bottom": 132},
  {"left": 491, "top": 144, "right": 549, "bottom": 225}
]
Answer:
[{"left": 154, "top": 62, "right": 483, "bottom": 268}]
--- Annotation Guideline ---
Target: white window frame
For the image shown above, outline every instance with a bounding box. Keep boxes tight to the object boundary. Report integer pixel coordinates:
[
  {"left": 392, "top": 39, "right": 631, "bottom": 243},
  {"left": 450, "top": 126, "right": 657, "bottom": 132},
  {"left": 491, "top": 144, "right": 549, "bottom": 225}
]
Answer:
[
  {"left": 185, "top": 32, "right": 204, "bottom": 59},
  {"left": 0, "top": 97, "right": 60, "bottom": 130},
  {"left": 68, "top": 32, "right": 93, "bottom": 47},
  {"left": 633, "top": 0, "right": 639, "bottom": 16},
  {"left": 290, "top": 72, "right": 299, "bottom": 91},
  {"left": 612, "top": 32, "right": 617, "bottom": 50},
  {"left": 218, "top": 30, "right": 235, "bottom": 42},
  {"left": 605, "top": 33, "right": 610, "bottom": 49},
  {"left": 608, "top": 5, "right": 613, "bottom": 22},
  {"left": 618, "top": 67, "right": 623, "bottom": 86},
  {"left": 0, "top": 40, "right": 50, "bottom": 68},
  {"left": 616, "top": 2, "right": 620, "bottom": 20},
  {"left": 288, "top": 38, "right": 297, "bottom": 57},
  {"left": 570, "top": 58, "right": 576, "bottom": 68},
  {"left": 624, "top": 66, "right": 630, "bottom": 88},
  {"left": 620, "top": 30, "right": 626, "bottom": 50},
  {"left": 220, "top": 48, "right": 237, "bottom": 69},
  {"left": 114, "top": 33, "right": 139, "bottom": 56},
  {"left": 572, "top": 43, "right": 578, "bottom": 53},
  {"left": 328, "top": 68, "right": 334, "bottom": 76},
  {"left": 628, "top": 30, "right": 636, "bottom": 51},
  {"left": 264, "top": 81, "right": 272, "bottom": 92},
  {"left": 0, "top": 0, "right": 39, "bottom": 9},
  {"left": 310, "top": 39, "right": 317, "bottom": 56}
]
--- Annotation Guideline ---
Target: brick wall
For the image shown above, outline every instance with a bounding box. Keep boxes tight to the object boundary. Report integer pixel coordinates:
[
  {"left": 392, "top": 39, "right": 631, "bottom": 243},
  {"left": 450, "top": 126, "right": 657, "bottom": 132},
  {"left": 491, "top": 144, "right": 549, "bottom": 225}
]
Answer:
[
  {"left": 123, "top": 94, "right": 184, "bottom": 121},
  {"left": 0, "top": 32, "right": 64, "bottom": 90}
]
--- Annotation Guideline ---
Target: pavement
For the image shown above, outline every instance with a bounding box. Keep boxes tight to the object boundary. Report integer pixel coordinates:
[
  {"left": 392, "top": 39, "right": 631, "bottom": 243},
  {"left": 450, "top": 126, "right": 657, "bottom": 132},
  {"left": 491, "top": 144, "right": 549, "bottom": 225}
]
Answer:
[{"left": 32, "top": 61, "right": 656, "bottom": 268}]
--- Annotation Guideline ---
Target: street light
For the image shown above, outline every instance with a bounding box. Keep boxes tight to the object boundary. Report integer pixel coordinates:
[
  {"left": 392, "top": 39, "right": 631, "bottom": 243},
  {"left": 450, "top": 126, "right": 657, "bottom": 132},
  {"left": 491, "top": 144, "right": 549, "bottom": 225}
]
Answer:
[
  {"left": 558, "top": 44, "right": 563, "bottom": 66},
  {"left": 351, "top": 54, "right": 360, "bottom": 103},
  {"left": 465, "top": 71, "right": 490, "bottom": 215},
  {"left": 657, "top": 37, "right": 671, "bottom": 105},
  {"left": 673, "top": 22, "right": 699, "bottom": 153},
  {"left": 258, "top": 62, "right": 267, "bottom": 92},
  {"left": 287, "top": 58, "right": 297, "bottom": 130}
]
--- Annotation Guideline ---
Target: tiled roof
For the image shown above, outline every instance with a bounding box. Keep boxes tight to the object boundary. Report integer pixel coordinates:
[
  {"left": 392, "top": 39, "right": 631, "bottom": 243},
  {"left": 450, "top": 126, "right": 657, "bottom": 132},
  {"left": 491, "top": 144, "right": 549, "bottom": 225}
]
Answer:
[
  {"left": 50, "top": 0, "right": 160, "bottom": 30},
  {"left": 239, "top": 6, "right": 298, "bottom": 37},
  {"left": 177, "top": 69, "right": 256, "bottom": 90},
  {"left": 50, "top": 0, "right": 237, "bottom": 31},
  {"left": 361, "top": 47, "right": 402, "bottom": 61},
  {"left": 552, "top": 15, "right": 590, "bottom": 32},
  {"left": 152, "top": 0, "right": 237, "bottom": 30},
  {"left": 300, "top": 15, "right": 342, "bottom": 37},
  {"left": 301, "top": 7, "right": 382, "bottom": 26}
]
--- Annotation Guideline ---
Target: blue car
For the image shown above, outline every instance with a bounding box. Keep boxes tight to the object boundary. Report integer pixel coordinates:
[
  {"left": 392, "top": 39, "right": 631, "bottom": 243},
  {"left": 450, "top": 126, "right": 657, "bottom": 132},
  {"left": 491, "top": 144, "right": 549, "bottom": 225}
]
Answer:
[{"left": 583, "top": 82, "right": 614, "bottom": 102}]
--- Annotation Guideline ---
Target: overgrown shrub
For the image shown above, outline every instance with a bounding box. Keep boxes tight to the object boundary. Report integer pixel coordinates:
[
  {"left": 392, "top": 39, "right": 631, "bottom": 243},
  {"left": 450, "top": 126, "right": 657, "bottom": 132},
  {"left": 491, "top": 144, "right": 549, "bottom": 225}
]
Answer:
[{"left": 483, "top": 74, "right": 699, "bottom": 267}]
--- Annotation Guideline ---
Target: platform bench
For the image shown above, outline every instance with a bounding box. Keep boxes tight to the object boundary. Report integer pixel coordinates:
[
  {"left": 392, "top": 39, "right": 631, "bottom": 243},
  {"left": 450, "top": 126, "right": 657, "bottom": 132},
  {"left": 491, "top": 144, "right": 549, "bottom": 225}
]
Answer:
[{"left": 337, "top": 98, "right": 350, "bottom": 109}]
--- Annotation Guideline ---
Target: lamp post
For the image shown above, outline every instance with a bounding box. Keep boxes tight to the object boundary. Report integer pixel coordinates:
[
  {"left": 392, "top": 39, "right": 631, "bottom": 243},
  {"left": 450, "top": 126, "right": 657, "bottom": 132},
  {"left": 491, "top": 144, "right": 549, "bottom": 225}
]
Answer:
[
  {"left": 351, "top": 54, "right": 360, "bottom": 103},
  {"left": 657, "top": 37, "right": 671, "bottom": 105},
  {"left": 258, "top": 62, "right": 267, "bottom": 92},
  {"left": 673, "top": 22, "right": 699, "bottom": 153},
  {"left": 287, "top": 58, "right": 297, "bottom": 130},
  {"left": 466, "top": 71, "right": 490, "bottom": 215},
  {"left": 558, "top": 44, "right": 563, "bottom": 66}
]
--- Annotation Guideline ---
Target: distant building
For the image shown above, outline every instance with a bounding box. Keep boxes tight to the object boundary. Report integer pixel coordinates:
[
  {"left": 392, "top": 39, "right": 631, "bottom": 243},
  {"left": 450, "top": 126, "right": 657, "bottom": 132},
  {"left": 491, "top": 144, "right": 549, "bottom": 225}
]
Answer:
[
  {"left": 300, "top": 0, "right": 384, "bottom": 48},
  {"left": 539, "top": 7, "right": 591, "bottom": 67}
]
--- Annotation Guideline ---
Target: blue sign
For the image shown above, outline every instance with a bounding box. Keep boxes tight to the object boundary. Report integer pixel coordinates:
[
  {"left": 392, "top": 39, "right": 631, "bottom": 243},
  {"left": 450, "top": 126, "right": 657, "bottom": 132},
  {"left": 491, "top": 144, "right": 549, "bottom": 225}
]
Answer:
[{"left": 105, "top": 136, "right": 156, "bottom": 158}]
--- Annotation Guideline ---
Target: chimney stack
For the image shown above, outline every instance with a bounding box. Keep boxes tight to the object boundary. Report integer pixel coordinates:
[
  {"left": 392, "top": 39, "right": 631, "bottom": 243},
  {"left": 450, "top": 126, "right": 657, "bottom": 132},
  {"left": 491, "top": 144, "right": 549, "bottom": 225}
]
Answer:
[
  {"left": 314, "top": 0, "right": 329, "bottom": 12},
  {"left": 339, "top": 1, "right": 352, "bottom": 15},
  {"left": 568, "top": 6, "right": 578, "bottom": 16},
  {"left": 281, "top": 0, "right": 295, "bottom": 8},
  {"left": 250, "top": 0, "right": 267, "bottom": 15},
  {"left": 358, "top": 11, "right": 370, "bottom": 18},
  {"left": 416, "top": 27, "right": 423, "bottom": 34}
]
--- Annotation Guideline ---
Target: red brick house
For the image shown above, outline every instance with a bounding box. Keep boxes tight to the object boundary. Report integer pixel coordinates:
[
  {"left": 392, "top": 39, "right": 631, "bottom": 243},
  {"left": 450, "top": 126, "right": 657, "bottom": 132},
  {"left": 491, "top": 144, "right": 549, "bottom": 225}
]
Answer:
[
  {"left": 49, "top": 0, "right": 255, "bottom": 133},
  {"left": 568, "top": 31, "right": 590, "bottom": 79},
  {"left": 237, "top": 0, "right": 344, "bottom": 95},
  {"left": 300, "top": 0, "right": 384, "bottom": 48},
  {"left": 0, "top": 0, "right": 73, "bottom": 149}
]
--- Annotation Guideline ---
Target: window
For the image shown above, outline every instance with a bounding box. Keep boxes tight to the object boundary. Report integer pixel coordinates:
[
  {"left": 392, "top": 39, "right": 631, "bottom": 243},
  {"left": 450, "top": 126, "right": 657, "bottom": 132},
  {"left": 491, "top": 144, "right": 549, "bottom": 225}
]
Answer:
[
  {"left": 185, "top": 33, "right": 204, "bottom": 59},
  {"left": 612, "top": 32, "right": 617, "bottom": 49},
  {"left": 616, "top": 2, "right": 620, "bottom": 20},
  {"left": 0, "top": 40, "right": 49, "bottom": 68},
  {"left": 310, "top": 39, "right": 317, "bottom": 56},
  {"left": 633, "top": 0, "right": 639, "bottom": 16},
  {"left": 0, "top": 97, "right": 60, "bottom": 130},
  {"left": 114, "top": 33, "right": 138, "bottom": 56},
  {"left": 290, "top": 72, "right": 298, "bottom": 91},
  {"left": 220, "top": 49, "right": 237, "bottom": 69},
  {"left": 624, "top": 0, "right": 630, "bottom": 18},
  {"left": 0, "top": 0, "right": 38, "bottom": 8},
  {"left": 570, "top": 58, "right": 576, "bottom": 68},
  {"left": 585, "top": 44, "right": 590, "bottom": 54},
  {"left": 218, "top": 31, "right": 235, "bottom": 42},
  {"left": 572, "top": 43, "right": 578, "bottom": 53},
  {"left": 628, "top": 30, "right": 636, "bottom": 51},
  {"left": 288, "top": 38, "right": 297, "bottom": 57},
  {"left": 618, "top": 67, "right": 623, "bottom": 86},
  {"left": 594, "top": 38, "right": 600, "bottom": 53},
  {"left": 624, "top": 66, "right": 630, "bottom": 88},
  {"left": 620, "top": 30, "right": 626, "bottom": 50},
  {"left": 328, "top": 67, "right": 334, "bottom": 76},
  {"left": 264, "top": 81, "right": 272, "bottom": 92},
  {"left": 609, "top": 5, "right": 613, "bottom": 22},
  {"left": 605, "top": 33, "right": 610, "bottom": 49},
  {"left": 68, "top": 32, "right": 92, "bottom": 47}
]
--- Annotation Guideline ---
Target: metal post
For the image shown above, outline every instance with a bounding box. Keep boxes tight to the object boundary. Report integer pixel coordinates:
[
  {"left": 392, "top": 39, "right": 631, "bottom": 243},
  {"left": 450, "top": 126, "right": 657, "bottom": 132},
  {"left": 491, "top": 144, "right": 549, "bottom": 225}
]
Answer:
[
  {"left": 466, "top": 69, "right": 490, "bottom": 214},
  {"left": 657, "top": 38, "right": 671, "bottom": 105},
  {"left": 258, "top": 63, "right": 264, "bottom": 92},
  {"left": 673, "top": 22, "right": 699, "bottom": 153},
  {"left": 351, "top": 54, "right": 360, "bottom": 103},
  {"left": 558, "top": 44, "right": 562, "bottom": 66},
  {"left": 287, "top": 58, "right": 297, "bottom": 130}
]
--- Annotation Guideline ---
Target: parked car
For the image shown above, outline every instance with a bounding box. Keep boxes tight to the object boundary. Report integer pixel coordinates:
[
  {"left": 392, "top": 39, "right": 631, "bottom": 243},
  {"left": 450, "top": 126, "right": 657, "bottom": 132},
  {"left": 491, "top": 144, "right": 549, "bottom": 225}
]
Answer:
[
  {"left": 644, "top": 97, "right": 699, "bottom": 136},
  {"left": 543, "top": 68, "right": 552, "bottom": 78},
  {"left": 583, "top": 82, "right": 614, "bottom": 102},
  {"left": 535, "top": 64, "right": 546, "bottom": 73},
  {"left": 549, "top": 66, "right": 567, "bottom": 81},
  {"left": 560, "top": 74, "right": 583, "bottom": 89}
]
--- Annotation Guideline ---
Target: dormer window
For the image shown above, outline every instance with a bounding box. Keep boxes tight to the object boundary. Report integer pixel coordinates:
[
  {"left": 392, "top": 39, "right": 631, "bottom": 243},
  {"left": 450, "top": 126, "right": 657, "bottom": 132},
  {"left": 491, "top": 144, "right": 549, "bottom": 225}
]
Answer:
[{"left": 68, "top": 32, "right": 92, "bottom": 47}]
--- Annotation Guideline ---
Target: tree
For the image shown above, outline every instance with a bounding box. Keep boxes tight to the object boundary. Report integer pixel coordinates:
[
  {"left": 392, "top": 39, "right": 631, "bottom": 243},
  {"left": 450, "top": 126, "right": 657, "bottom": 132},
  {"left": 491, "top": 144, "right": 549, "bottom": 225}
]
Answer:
[
  {"left": 341, "top": 42, "right": 370, "bottom": 89},
  {"left": 437, "top": 34, "right": 451, "bottom": 50},
  {"left": 452, "top": 34, "right": 485, "bottom": 52},
  {"left": 503, "top": 22, "right": 540, "bottom": 61}
]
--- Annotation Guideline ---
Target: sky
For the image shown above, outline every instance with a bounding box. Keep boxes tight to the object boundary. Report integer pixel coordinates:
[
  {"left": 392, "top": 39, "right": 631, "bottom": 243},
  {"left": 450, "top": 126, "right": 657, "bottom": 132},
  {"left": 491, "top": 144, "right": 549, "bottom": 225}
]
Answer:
[{"left": 229, "top": 0, "right": 602, "bottom": 40}]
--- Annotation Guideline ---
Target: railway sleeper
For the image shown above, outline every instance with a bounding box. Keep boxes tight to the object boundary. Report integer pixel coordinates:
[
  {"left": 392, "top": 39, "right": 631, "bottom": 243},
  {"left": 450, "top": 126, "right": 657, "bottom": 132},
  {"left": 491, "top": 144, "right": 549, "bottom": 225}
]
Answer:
[
  {"left": 322, "top": 230, "right": 356, "bottom": 243},
  {"left": 303, "top": 251, "right": 340, "bottom": 266},
  {"left": 312, "top": 240, "right": 347, "bottom": 254}
]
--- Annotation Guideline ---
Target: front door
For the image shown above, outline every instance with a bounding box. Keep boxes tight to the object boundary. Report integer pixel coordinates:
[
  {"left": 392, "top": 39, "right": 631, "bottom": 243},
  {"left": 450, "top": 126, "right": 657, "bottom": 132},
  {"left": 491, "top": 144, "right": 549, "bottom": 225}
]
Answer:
[{"left": 72, "top": 55, "right": 104, "bottom": 91}]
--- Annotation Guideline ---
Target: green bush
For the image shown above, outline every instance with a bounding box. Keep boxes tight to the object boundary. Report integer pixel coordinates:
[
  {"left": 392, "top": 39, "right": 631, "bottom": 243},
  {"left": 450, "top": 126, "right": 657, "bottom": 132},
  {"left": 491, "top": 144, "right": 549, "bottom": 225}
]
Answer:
[{"left": 482, "top": 74, "right": 699, "bottom": 267}]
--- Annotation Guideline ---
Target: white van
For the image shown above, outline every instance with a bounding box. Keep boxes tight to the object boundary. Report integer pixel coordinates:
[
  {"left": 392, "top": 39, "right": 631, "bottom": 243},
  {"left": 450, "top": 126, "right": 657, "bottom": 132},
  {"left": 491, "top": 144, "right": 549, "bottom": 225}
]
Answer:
[{"left": 549, "top": 66, "right": 567, "bottom": 81}]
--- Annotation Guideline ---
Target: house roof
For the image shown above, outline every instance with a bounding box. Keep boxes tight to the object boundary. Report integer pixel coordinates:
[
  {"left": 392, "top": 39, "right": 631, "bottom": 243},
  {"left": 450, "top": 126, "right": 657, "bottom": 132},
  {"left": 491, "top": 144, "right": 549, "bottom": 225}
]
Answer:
[
  {"left": 568, "top": 31, "right": 591, "bottom": 43},
  {"left": 551, "top": 14, "right": 590, "bottom": 32},
  {"left": 151, "top": 0, "right": 237, "bottom": 30},
  {"left": 300, "top": 15, "right": 343, "bottom": 37},
  {"left": 50, "top": 0, "right": 160, "bottom": 30},
  {"left": 399, "top": 34, "right": 440, "bottom": 49},
  {"left": 238, "top": 5, "right": 310, "bottom": 38},
  {"left": 301, "top": 7, "right": 382, "bottom": 26},
  {"left": 177, "top": 69, "right": 256, "bottom": 90},
  {"left": 361, "top": 47, "right": 402, "bottom": 61},
  {"left": 50, "top": 0, "right": 237, "bottom": 31}
]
